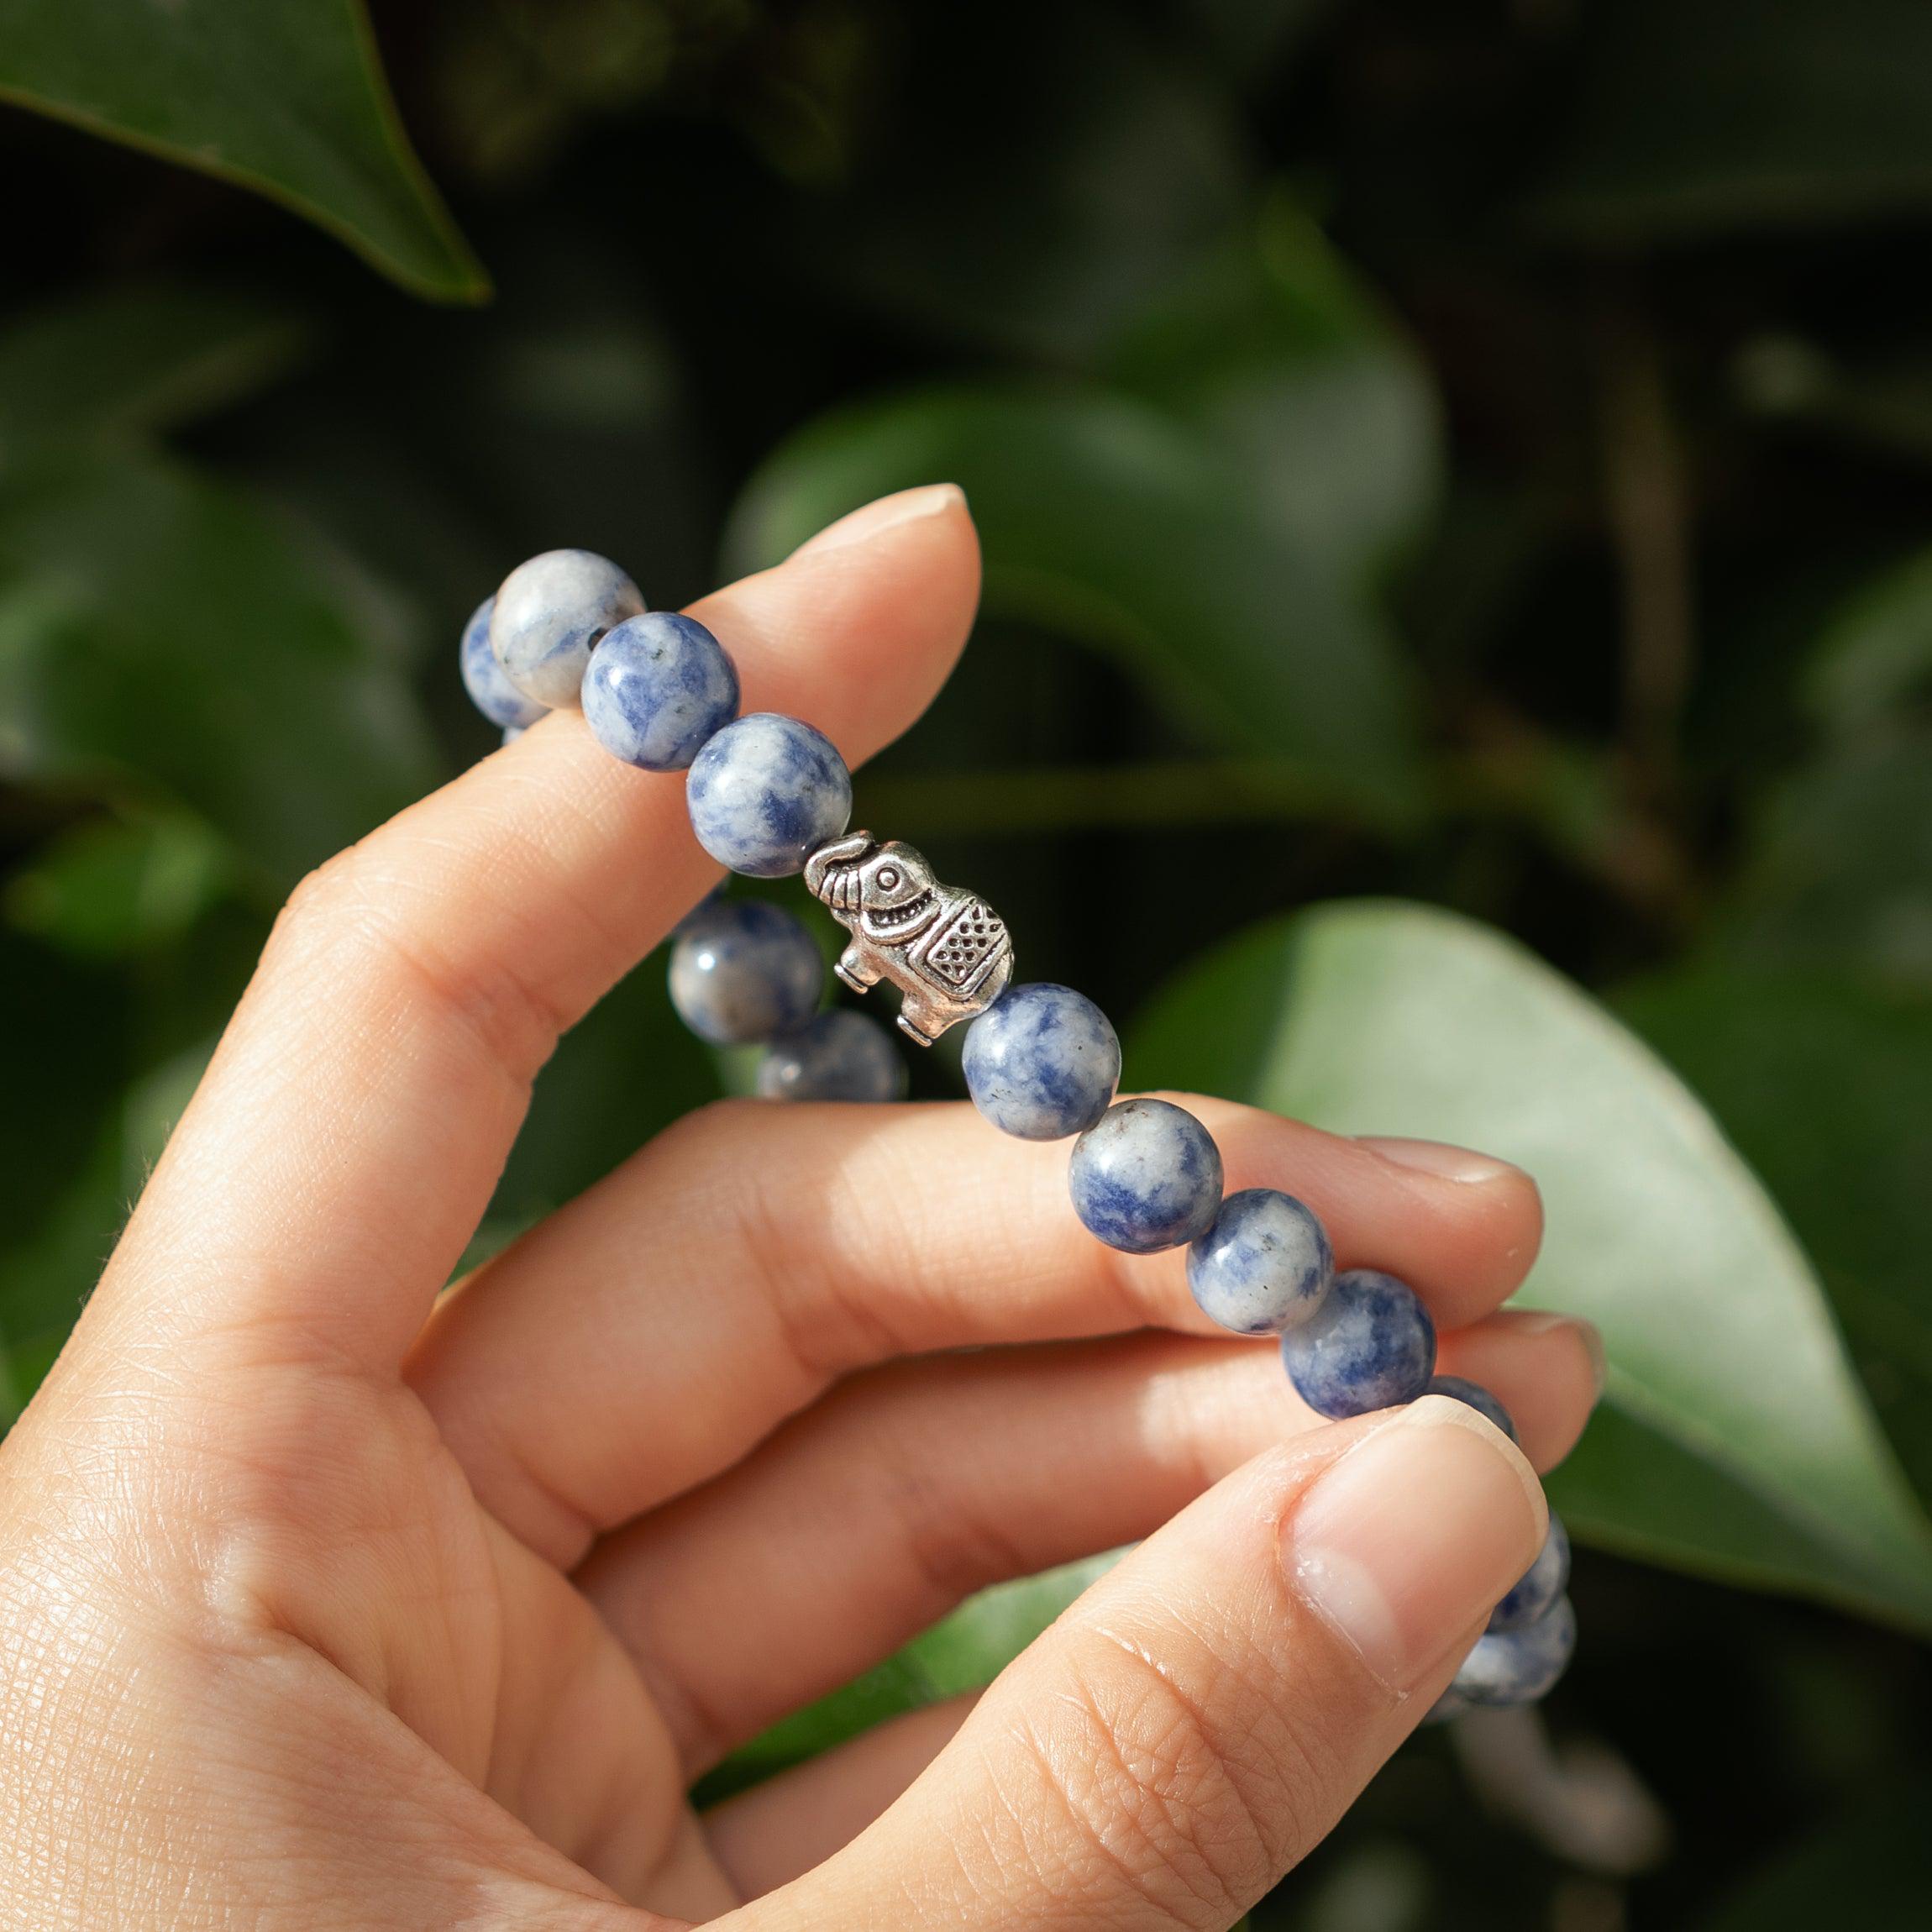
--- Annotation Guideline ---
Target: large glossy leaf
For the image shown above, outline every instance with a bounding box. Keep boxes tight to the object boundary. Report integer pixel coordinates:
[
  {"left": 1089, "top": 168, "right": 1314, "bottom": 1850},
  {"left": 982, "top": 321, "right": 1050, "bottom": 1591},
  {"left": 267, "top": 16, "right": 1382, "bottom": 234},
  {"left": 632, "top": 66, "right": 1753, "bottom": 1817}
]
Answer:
[
  {"left": 727, "top": 386, "right": 1420, "bottom": 822},
  {"left": 0, "top": 446, "right": 438, "bottom": 887},
  {"left": 1127, "top": 900, "right": 1932, "bottom": 1632},
  {"left": 0, "top": 285, "right": 308, "bottom": 454},
  {"left": 0, "top": 0, "right": 485, "bottom": 301},
  {"left": 1619, "top": 968, "right": 1932, "bottom": 1518},
  {"left": 1530, "top": 0, "right": 1932, "bottom": 239}
]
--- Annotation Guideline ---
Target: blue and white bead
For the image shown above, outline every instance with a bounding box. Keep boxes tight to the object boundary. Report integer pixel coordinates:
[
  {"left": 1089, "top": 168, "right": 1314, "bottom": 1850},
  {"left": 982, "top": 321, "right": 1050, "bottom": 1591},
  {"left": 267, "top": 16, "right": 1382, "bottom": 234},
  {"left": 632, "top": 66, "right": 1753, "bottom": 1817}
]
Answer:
[
  {"left": 460, "top": 596, "right": 547, "bottom": 731},
  {"left": 1425, "top": 1374, "right": 1517, "bottom": 1441},
  {"left": 1453, "top": 1594, "right": 1576, "bottom": 1707},
  {"left": 491, "top": 549, "right": 644, "bottom": 709},
  {"left": 1488, "top": 1514, "right": 1570, "bottom": 1634},
  {"left": 758, "top": 1010, "right": 907, "bottom": 1102},
  {"left": 1186, "top": 1187, "right": 1333, "bottom": 1335},
  {"left": 687, "top": 713, "right": 853, "bottom": 878},
  {"left": 669, "top": 899, "right": 824, "bottom": 1046},
  {"left": 1280, "top": 1268, "right": 1436, "bottom": 1418},
  {"left": 962, "top": 983, "right": 1119, "bottom": 1140},
  {"left": 584, "top": 612, "right": 739, "bottom": 772},
  {"left": 1068, "top": 1098, "right": 1223, "bottom": 1254}
]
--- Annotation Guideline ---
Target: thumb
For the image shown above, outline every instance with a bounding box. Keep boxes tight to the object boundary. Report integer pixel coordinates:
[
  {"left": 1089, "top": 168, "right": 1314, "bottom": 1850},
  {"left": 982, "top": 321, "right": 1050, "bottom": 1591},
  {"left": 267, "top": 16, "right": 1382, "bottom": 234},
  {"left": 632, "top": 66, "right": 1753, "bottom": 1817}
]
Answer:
[{"left": 737, "top": 1393, "right": 1545, "bottom": 1932}]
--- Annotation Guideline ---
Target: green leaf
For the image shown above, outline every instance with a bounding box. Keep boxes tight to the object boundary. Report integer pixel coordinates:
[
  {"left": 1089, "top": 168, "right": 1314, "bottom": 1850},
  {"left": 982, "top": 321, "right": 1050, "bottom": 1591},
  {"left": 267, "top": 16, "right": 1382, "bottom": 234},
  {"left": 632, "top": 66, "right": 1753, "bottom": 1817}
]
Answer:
[
  {"left": 1618, "top": 968, "right": 1932, "bottom": 1520},
  {"left": 1800, "top": 546, "right": 1932, "bottom": 738},
  {"left": 0, "top": 0, "right": 485, "bottom": 302},
  {"left": 1723, "top": 726, "right": 1932, "bottom": 993},
  {"left": 0, "top": 445, "right": 438, "bottom": 888},
  {"left": 5, "top": 811, "right": 234, "bottom": 961},
  {"left": 0, "top": 285, "right": 309, "bottom": 456},
  {"left": 1127, "top": 900, "right": 1932, "bottom": 1632},
  {"left": 727, "top": 386, "right": 1420, "bottom": 822},
  {"left": 1530, "top": 0, "right": 1932, "bottom": 240},
  {"left": 1105, "top": 199, "right": 1443, "bottom": 585},
  {"left": 1696, "top": 1777, "right": 1932, "bottom": 1931}
]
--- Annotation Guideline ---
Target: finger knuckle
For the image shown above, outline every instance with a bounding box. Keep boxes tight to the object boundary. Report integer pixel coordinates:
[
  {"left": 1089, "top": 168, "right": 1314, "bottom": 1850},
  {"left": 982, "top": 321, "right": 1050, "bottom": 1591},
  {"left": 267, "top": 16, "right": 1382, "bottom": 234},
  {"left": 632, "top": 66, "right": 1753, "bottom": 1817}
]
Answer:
[
  {"left": 1024, "top": 1630, "right": 1302, "bottom": 1927},
  {"left": 269, "top": 848, "right": 564, "bottom": 1082}
]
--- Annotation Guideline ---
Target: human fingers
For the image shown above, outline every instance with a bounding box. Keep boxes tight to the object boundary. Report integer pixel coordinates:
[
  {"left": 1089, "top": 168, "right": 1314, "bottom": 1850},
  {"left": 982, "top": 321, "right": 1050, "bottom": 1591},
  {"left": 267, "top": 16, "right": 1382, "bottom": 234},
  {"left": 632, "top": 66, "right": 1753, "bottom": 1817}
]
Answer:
[
  {"left": 73, "top": 488, "right": 979, "bottom": 1385},
  {"left": 408, "top": 1096, "right": 1546, "bottom": 1567},
  {"left": 1437, "top": 1305, "right": 1604, "bottom": 1468},
  {"left": 576, "top": 1312, "right": 1594, "bottom": 1771},
  {"left": 728, "top": 1396, "right": 1545, "bottom": 1932},
  {"left": 703, "top": 1696, "right": 979, "bottom": 1901}
]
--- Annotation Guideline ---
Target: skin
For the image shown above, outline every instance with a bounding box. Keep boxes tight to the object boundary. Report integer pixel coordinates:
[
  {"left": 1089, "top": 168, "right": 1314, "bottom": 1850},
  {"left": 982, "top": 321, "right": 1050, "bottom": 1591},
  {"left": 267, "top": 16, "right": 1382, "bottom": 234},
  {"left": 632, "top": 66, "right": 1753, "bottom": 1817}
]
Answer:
[{"left": 0, "top": 486, "right": 1600, "bottom": 1929}]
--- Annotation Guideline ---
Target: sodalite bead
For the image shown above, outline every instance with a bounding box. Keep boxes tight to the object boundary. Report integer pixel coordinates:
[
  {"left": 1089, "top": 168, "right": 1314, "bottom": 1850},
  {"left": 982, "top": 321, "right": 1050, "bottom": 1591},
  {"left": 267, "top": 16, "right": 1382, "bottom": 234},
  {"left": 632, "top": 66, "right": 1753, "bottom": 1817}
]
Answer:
[
  {"left": 669, "top": 899, "right": 825, "bottom": 1046},
  {"left": 1280, "top": 1268, "right": 1436, "bottom": 1418},
  {"left": 1488, "top": 1513, "right": 1570, "bottom": 1634},
  {"left": 460, "top": 596, "right": 547, "bottom": 731},
  {"left": 1068, "top": 1098, "right": 1223, "bottom": 1254},
  {"left": 584, "top": 612, "right": 739, "bottom": 771},
  {"left": 491, "top": 549, "right": 644, "bottom": 709},
  {"left": 686, "top": 713, "right": 852, "bottom": 878},
  {"left": 1453, "top": 1594, "right": 1576, "bottom": 1707},
  {"left": 962, "top": 983, "right": 1120, "bottom": 1140},
  {"left": 1186, "top": 1188, "right": 1334, "bottom": 1336},
  {"left": 758, "top": 1010, "right": 907, "bottom": 1102},
  {"left": 1425, "top": 1374, "right": 1517, "bottom": 1441}
]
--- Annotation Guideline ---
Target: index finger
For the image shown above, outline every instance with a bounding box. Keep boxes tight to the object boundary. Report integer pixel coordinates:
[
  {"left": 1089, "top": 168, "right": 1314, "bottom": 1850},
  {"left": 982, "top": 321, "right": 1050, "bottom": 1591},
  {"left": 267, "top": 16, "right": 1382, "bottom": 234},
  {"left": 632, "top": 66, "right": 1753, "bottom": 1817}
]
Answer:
[{"left": 91, "top": 486, "right": 981, "bottom": 1378}]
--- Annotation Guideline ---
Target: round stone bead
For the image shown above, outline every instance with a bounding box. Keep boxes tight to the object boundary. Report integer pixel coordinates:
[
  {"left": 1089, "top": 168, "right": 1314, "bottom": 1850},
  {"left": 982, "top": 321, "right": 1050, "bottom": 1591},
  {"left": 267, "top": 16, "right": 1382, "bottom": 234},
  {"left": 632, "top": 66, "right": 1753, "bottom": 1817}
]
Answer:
[
  {"left": 1186, "top": 1188, "right": 1334, "bottom": 1336},
  {"left": 1068, "top": 1098, "right": 1223, "bottom": 1254},
  {"left": 460, "top": 596, "right": 547, "bottom": 731},
  {"left": 758, "top": 1010, "right": 907, "bottom": 1102},
  {"left": 1453, "top": 1595, "right": 1576, "bottom": 1707},
  {"left": 584, "top": 612, "right": 739, "bottom": 771},
  {"left": 686, "top": 713, "right": 852, "bottom": 878},
  {"left": 1488, "top": 1514, "right": 1570, "bottom": 1635},
  {"left": 962, "top": 983, "right": 1120, "bottom": 1141},
  {"left": 491, "top": 549, "right": 644, "bottom": 709},
  {"left": 669, "top": 899, "right": 825, "bottom": 1046},
  {"left": 1280, "top": 1268, "right": 1436, "bottom": 1418},
  {"left": 1425, "top": 1374, "right": 1517, "bottom": 1441}
]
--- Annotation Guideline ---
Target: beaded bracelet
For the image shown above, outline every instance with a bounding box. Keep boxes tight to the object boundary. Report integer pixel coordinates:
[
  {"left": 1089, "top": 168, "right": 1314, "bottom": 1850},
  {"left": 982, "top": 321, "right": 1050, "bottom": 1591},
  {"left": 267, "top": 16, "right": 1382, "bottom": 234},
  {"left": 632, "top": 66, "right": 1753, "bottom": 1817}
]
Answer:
[{"left": 462, "top": 548, "right": 1575, "bottom": 1712}]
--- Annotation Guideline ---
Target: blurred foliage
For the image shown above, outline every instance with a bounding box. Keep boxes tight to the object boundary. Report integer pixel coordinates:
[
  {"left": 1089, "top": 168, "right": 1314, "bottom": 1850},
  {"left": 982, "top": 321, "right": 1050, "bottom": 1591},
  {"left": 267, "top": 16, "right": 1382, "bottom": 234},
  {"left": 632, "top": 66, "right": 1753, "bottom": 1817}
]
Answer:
[{"left": 9, "top": 0, "right": 1932, "bottom": 1919}]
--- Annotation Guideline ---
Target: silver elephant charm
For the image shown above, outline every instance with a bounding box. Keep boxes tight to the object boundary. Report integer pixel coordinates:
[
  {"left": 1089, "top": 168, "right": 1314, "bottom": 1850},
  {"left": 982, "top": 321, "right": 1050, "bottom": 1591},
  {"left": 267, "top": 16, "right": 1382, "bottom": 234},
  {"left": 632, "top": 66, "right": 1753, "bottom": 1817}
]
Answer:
[{"left": 803, "top": 832, "right": 1014, "bottom": 1045}]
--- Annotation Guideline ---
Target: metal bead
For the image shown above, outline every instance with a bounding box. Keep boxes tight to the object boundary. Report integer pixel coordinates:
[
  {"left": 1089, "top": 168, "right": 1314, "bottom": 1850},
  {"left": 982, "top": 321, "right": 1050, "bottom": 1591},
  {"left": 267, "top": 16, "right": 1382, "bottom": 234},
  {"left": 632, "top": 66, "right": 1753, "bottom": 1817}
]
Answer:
[{"left": 802, "top": 831, "right": 1014, "bottom": 1044}]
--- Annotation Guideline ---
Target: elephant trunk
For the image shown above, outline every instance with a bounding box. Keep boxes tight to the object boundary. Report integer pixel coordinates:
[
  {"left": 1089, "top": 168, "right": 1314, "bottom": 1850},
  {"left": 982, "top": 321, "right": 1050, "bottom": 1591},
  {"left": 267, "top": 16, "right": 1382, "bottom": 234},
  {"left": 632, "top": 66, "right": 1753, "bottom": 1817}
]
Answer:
[{"left": 804, "top": 832, "right": 874, "bottom": 915}]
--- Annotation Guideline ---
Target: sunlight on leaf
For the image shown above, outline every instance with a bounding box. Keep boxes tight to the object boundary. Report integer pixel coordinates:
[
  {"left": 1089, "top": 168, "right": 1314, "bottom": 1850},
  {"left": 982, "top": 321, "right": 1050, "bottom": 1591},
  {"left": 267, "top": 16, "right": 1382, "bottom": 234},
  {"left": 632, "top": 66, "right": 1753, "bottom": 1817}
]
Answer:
[{"left": 1128, "top": 900, "right": 1932, "bottom": 1633}]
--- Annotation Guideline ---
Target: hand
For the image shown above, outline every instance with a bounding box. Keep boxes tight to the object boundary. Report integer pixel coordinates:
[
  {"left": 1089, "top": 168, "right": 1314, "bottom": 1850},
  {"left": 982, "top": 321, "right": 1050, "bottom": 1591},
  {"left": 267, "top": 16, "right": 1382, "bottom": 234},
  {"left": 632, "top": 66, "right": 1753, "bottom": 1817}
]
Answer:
[{"left": 0, "top": 486, "right": 1600, "bottom": 1929}]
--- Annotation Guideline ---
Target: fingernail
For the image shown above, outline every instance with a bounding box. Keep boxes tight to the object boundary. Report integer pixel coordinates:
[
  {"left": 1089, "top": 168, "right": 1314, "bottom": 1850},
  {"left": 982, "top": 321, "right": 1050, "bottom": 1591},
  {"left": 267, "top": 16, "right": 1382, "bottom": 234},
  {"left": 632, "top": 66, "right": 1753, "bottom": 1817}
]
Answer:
[
  {"left": 792, "top": 483, "right": 966, "bottom": 557},
  {"left": 1509, "top": 1310, "right": 1608, "bottom": 1400},
  {"left": 1357, "top": 1136, "right": 1529, "bottom": 1187},
  {"left": 1283, "top": 1395, "right": 1546, "bottom": 1694}
]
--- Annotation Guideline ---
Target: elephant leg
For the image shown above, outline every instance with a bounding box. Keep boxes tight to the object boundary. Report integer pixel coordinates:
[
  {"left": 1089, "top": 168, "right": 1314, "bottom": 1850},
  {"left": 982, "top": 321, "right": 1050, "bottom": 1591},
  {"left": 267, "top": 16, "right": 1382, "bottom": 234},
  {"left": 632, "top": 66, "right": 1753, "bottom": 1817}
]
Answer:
[
  {"left": 896, "top": 987, "right": 942, "bottom": 1046},
  {"left": 836, "top": 941, "right": 884, "bottom": 995}
]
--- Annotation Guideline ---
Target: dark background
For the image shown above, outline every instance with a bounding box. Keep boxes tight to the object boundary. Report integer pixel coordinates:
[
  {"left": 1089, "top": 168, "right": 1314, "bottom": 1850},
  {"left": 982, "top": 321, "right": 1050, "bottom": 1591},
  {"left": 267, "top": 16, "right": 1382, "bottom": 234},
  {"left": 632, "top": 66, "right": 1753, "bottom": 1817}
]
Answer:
[{"left": 8, "top": 2, "right": 1932, "bottom": 1924}]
